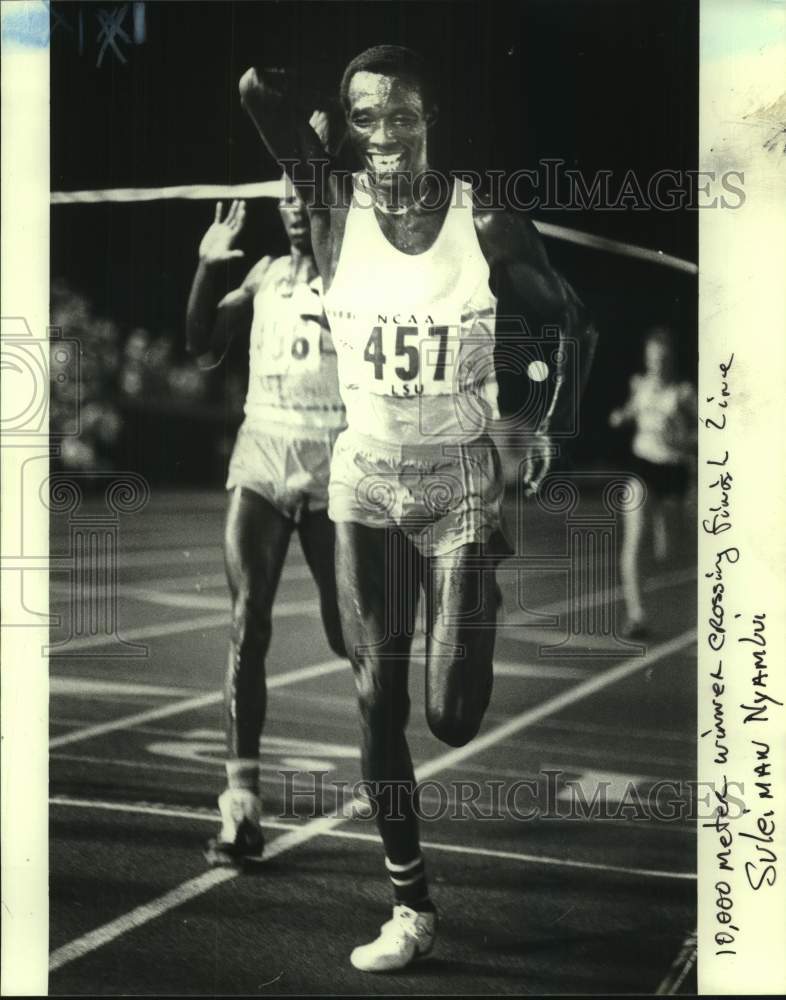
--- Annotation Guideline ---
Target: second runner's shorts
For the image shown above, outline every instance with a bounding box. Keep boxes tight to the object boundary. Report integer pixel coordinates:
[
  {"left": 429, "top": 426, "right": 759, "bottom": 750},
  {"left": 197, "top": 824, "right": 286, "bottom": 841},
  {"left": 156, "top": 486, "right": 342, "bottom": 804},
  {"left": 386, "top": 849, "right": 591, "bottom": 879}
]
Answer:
[{"left": 227, "top": 419, "right": 343, "bottom": 521}]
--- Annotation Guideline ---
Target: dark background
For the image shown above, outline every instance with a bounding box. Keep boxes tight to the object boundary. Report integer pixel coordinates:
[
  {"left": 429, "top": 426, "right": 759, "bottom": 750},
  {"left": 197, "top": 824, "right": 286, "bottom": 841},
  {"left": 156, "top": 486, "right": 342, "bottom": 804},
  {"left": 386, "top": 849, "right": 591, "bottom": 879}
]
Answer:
[{"left": 50, "top": 0, "right": 698, "bottom": 483}]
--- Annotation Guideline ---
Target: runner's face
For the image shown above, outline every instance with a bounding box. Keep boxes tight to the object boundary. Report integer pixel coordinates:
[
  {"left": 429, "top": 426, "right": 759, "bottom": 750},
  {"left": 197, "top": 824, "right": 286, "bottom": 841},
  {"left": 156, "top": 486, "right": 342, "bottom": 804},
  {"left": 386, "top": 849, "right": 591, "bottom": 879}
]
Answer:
[
  {"left": 346, "top": 71, "right": 430, "bottom": 184},
  {"left": 278, "top": 195, "right": 311, "bottom": 251}
]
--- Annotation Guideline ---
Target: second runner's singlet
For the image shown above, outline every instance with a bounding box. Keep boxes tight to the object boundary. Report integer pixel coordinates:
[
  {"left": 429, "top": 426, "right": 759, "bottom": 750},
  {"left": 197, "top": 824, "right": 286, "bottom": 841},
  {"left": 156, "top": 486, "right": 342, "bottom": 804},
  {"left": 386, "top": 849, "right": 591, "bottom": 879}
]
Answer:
[
  {"left": 244, "top": 256, "right": 346, "bottom": 432},
  {"left": 322, "top": 176, "right": 498, "bottom": 445}
]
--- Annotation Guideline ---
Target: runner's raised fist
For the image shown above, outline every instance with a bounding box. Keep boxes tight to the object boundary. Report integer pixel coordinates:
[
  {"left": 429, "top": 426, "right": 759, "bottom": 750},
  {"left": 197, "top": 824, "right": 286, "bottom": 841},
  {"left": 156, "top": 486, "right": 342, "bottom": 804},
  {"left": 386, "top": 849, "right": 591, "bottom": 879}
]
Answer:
[
  {"left": 239, "top": 67, "right": 288, "bottom": 118},
  {"left": 308, "top": 110, "right": 330, "bottom": 149}
]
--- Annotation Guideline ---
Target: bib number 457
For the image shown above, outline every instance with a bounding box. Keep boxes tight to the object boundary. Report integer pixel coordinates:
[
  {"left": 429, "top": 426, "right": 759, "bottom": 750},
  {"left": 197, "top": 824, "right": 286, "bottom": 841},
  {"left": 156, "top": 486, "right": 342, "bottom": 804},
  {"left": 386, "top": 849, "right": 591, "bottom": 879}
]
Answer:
[{"left": 363, "top": 325, "right": 450, "bottom": 384}]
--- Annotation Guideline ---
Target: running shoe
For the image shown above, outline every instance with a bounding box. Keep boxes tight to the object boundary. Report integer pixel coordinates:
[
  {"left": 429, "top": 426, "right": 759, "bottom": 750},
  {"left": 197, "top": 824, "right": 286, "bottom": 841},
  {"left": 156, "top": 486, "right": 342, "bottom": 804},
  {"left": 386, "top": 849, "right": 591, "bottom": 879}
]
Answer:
[
  {"left": 350, "top": 904, "right": 437, "bottom": 972},
  {"left": 204, "top": 788, "right": 265, "bottom": 867}
]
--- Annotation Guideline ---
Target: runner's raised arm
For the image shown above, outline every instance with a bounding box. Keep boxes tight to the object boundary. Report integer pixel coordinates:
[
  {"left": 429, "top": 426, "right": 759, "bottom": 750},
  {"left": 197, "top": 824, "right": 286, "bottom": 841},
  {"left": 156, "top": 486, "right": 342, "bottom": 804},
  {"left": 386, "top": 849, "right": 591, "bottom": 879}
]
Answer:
[{"left": 239, "top": 68, "right": 338, "bottom": 216}]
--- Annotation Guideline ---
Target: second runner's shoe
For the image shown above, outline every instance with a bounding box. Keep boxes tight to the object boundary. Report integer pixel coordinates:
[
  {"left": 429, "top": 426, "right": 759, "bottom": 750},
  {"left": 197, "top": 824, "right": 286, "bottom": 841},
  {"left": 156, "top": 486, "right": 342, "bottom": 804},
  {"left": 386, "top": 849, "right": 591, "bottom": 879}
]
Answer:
[{"left": 204, "top": 788, "right": 265, "bottom": 867}]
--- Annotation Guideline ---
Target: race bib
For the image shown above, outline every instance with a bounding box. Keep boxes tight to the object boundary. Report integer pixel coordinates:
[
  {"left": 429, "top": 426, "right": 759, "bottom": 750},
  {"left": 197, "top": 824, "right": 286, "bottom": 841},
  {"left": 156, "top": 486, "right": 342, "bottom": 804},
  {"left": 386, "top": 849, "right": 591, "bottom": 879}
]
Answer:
[
  {"left": 253, "top": 316, "right": 322, "bottom": 376},
  {"left": 339, "top": 318, "right": 491, "bottom": 397}
]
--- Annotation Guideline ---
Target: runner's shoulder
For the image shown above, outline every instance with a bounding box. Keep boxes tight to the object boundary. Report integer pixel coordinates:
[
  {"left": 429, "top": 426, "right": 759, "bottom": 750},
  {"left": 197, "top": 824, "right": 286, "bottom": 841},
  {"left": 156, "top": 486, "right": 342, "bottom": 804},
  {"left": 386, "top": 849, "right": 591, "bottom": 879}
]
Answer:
[
  {"left": 470, "top": 193, "right": 545, "bottom": 265},
  {"left": 242, "top": 255, "right": 278, "bottom": 295}
]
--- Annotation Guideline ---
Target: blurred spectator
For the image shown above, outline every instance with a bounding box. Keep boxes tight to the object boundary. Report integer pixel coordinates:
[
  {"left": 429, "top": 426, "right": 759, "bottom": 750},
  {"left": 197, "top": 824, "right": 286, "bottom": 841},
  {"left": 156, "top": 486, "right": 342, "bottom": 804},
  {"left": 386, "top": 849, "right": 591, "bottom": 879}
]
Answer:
[
  {"left": 50, "top": 279, "right": 242, "bottom": 478},
  {"left": 121, "top": 327, "right": 210, "bottom": 402},
  {"left": 120, "top": 328, "right": 152, "bottom": 398},
  {"left": 51, "top": 281, "right": 124, "bottom": 470}
]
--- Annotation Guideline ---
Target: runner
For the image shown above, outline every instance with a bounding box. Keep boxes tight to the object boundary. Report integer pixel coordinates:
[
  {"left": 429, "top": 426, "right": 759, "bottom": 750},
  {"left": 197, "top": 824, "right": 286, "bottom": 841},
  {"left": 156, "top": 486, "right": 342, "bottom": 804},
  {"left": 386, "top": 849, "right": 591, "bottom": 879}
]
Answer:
[
  {"left": 239, "top": 44, "right": 597, "bottom": 970},
  {"left": 185, "top": 186, "right": 347, "bottom": 866},
  {"left": 609, "top": 325, "right": 696, "bottom": 638}
]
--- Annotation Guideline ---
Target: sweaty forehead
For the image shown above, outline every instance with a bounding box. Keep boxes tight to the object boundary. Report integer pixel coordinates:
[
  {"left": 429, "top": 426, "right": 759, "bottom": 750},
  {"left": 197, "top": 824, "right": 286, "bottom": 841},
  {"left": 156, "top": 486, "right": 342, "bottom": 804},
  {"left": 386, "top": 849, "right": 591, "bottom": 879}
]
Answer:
[{"left": 347, "top": 71, "right": 424, "bottom": 112}]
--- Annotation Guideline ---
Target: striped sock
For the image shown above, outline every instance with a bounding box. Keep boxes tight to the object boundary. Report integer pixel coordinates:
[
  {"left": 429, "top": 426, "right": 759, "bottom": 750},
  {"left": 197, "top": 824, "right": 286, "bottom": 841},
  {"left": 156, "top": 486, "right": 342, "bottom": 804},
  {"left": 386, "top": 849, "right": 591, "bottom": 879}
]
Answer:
[
  {"left": 385, "top": 855, "right": 435, "bottom": 912},
  {"left": 226, "top": 758, "right": 260, "bottom": 793}
]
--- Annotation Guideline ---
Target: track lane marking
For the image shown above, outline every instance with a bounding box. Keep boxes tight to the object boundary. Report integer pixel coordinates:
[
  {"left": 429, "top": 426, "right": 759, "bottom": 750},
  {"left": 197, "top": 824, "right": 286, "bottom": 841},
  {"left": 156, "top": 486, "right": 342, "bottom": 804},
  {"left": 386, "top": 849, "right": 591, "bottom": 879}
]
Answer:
[
  {"left": 48, "top": 814, "right": 346, "bottom": 973},
  {"left": 491, "top": 661, "right": 587, "bottom": 680},
  {"left": 48, "top": 869, "right": 238, "bottom": 973},
  {"left": 537, "top": 564, "right": 695, "bottom": 616},
  {"left": 49, "top": 628, "right": 694, "bottom": 972},
  {"left": 46, "top": 656, "right": 587, "bottom": 750},
  {"left": 48, "top": 564, "right": 696, "bottom": 653},
  {"left": 49, "top": 795, "right": 697, "bottom": 882},
  {"left": 655, "top": 929, "right": 697, "bottom": 994},
  {"left": 49, "top": 612, "right": 232, "bottom": 655},
  {"left": 51, "top": 753, "right": 345, "bottom": 787},
  {"left": 48, "top": 543, "right": 223, "bottom": 570},
  {"left": 415, "top": 629, "right": 695, "bottom": 780},
  {"left": 50, "top": 677, "right": 203, "bottom": 698},
  {"left": 49, "top": 758, "right": 696, "bottom": 834},
  {"left": 93, "top": 591, "right": 314, "bottom": 613},
  {"left": 50, "top": 658, "right": 585, "bottom": 712},
  {"left": 501, "top": 565, "right": 696, "bottom": 637},
  {"left": 49, "top": 659, "right": 346, "bottom": 749},
  {"left": 536, "top": 717, "right": 695, "bottom": 744},
  {"left": 49, "top": 563, "right": 315, "bottom": 600},
  {"left": 48, "top": 596, "right": 321, "bottom": 653}
]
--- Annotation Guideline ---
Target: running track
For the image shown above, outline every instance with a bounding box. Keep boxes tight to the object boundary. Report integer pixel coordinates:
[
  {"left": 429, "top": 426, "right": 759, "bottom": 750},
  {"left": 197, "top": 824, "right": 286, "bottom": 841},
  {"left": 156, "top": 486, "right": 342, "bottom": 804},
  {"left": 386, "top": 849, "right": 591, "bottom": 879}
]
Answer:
[{"left": 48, "top": 487, "right": 697, "bottom": 994}]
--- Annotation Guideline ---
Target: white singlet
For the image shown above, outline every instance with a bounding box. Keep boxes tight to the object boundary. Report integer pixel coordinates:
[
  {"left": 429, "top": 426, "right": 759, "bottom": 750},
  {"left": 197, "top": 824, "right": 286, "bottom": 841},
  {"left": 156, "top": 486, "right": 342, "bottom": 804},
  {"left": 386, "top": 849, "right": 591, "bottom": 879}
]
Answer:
[
  {"left": 629, "top": 373, "right": 695, "bottom": 464},
  {"left": 322, "top": 176, "right": 498, "bottom": 445},
  {"left": 244, "top": 256, "right": 346, "bottom": 433}
]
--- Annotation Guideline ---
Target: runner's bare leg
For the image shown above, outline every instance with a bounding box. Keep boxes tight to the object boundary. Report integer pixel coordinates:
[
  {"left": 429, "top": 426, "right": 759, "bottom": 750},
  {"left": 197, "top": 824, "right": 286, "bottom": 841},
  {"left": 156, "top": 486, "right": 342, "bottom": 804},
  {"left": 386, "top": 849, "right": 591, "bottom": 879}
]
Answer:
[
  {"left": 224, "top": 486, "right": 293, "bottom": 757},
  {"left": 297, "top": 508, "right": 347, "bottom": 659},
  {"left": 335, "top": 522, "right": 422, "bottom": 867},
  {"left": 424, "top": 543, "right": 496, "bottom": 747}
]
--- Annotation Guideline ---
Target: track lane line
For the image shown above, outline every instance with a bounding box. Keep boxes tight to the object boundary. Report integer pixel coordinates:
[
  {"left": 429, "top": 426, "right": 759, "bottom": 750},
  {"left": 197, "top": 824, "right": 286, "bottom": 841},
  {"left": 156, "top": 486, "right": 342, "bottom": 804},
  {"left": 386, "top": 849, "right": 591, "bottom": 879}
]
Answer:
[
  {"left": 48, "top": 813, "right": 348, "bottom": 973},
  {"left": 51, "top": 754, "right": 357, "bottom": 789},
  {"left": 49, "top": 659, "right": 346, "bottom": 749},
  {"left": 48, "top": 564, "right": 696, "bottom": 653},
  {"left": 655, "top": 929, "right": 697, "bottom": 994},
  {"left": 50, "top": 677, "right": 203, "bottom": 698},
  {"left": 49, "top": 563, "right": 315, "bottom": 600},
  {"left": 50, "top": 795, "right": 697, "bottom": 882},
  {"left": 48, "top": 869, "right": 237, "bottom": 973},
  {"left": 416, "top": 628, "right": 695, "bottom": 779},
  {"left": 46, "top": 655, "right": 586, "bottom": 751},
  {"left": 92, "top": 592, "right": 313, "bottom": 613},
  {"left": 48, "top": 612, "right": 232, "bottom": 655},
  {"left": 49, "top": 627, "right": 695, "bottom": 972},
  {"left": 49, "top": 759, "right": 696, "bottom": 833},
  {"left": 48, "top": 595, "right": 321, "bottom": 653},
  {"left": 48, "top": 544, "right": 223, "bottom": 570},
  {"left": 501, "top": 565, "right": 695, "bottom": 636}
]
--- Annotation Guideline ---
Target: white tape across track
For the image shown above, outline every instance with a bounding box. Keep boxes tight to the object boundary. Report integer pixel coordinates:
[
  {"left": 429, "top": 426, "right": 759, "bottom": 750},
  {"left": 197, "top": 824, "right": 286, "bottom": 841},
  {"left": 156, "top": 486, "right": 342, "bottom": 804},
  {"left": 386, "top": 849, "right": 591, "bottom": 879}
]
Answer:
[{"left": 50, "top": 182, "right": 698, "bottom": 274}]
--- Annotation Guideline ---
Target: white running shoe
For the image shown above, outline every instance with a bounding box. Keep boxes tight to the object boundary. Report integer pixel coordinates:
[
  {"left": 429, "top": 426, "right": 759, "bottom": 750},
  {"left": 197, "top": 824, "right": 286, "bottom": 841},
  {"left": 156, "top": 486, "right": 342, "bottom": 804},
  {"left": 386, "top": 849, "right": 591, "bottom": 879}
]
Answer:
[
  {"left": 350, "top": 904, "right": 437, "bottom": 972},
  {"left": 204, "top": 788, "right": 264, "bottom": 867}
]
